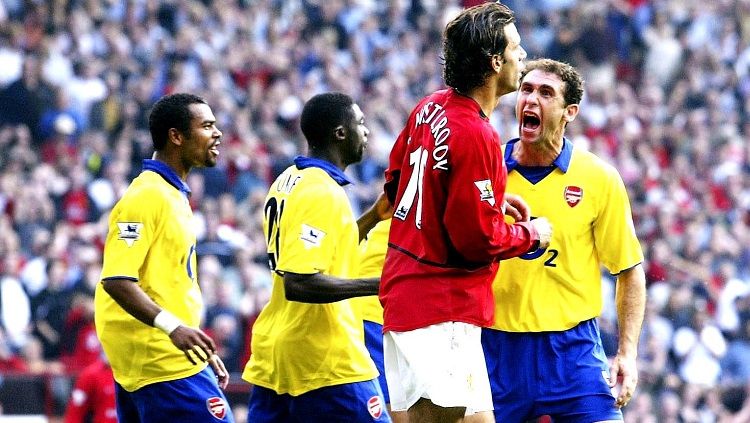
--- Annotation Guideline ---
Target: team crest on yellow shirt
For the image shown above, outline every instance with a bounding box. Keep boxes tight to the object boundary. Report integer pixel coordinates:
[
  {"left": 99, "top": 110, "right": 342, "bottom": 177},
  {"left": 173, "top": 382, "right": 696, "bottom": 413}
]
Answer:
[
  {"left": 116, "top": 222, "right": 143, "bottom": 247},
  {"left": 300, "top": 223, "right": 326, "bottom": 248},
  {"left": 564, "top": 186, "right": 583, "bottom": 207},
  {"left": 474, "top": 179, "right": 496, "bottom": 206}
]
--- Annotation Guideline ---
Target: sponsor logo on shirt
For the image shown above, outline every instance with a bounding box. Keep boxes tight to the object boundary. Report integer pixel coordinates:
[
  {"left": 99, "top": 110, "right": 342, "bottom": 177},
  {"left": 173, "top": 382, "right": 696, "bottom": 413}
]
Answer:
[
  {"left": 564, "top": 186, "right": 583, "bottom": 207},
  {"left": 206, "top": 396, "right": 227, "bottom": 420},
  {"left": 300, "top": 224, "right": 325, "bottom": 248},
  {"left": 367, "top": 395, "right": 383, "bottom": 419},
  {"left": 116, "top": 222, "right": 143, "bottom": 247},
  {"left": 474, "top": 180, "right": 496, "bottom": 206}
]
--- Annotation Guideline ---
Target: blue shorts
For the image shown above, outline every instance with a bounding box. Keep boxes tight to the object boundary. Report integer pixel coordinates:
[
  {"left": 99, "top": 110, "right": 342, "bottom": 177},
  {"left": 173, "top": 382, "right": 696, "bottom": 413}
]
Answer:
[
  {"left": 115, "top": 366, "right": 235, "bottom": 422},
  {"left": 481, "top": 319, "right": 622, "bottom": 423},
  {"left": 363, "top": 320, "right": 390, "bottom": 404},
  {"left": 247, "top": 379, "right": 391, "bottom": 423}
]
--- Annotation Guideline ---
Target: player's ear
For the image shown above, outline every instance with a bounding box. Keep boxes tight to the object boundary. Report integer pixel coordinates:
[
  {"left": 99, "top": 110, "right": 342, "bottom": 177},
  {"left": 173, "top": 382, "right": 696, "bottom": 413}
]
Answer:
[
  {"left": 334, "top": 125, "right": 346, "bottom": 141},
  {"left": 167, "top": 127, "right": 184, "bottom": 146},
  {"left": 492, "top": 54, "right": 503, "bottom": 73},
  {"left": 564, "top": 104, "right": 579, "bottom": 123}
]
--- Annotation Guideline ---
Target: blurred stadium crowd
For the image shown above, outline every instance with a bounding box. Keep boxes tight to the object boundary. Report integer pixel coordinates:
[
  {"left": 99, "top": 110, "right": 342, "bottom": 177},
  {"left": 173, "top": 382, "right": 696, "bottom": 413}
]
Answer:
[{"left": 0, "top": 0, "right": 750, "bottom": 420}]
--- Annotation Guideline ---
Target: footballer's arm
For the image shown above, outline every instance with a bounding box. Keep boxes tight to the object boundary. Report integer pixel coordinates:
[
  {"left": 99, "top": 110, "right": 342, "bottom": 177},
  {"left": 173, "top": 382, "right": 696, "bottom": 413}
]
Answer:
[
  {"left": 357, "top": 192, "right": 393, "bottom": 242},
  {"left": 283, "top": 272, "right": 379, "bottom": 304},
  {"left": 609, "top": 264, "right": 646, "bottom": 408},
  {"left": 102, "top": 279, "right": 218, "bottom": 366}
]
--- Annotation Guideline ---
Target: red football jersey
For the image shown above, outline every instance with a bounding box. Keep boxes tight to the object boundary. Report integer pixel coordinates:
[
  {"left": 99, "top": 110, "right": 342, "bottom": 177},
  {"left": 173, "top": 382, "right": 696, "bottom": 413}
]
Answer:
[
  {"left": 64, "top": 359, "right": 117, "bottom": 423},
  {"left": 380, "top": 89, "right": 537, "bottom": 332}
]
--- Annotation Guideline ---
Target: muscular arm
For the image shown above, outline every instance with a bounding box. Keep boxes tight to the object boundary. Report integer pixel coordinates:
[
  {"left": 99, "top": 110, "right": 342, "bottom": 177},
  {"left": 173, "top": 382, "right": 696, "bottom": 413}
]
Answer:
[
  {"left": 101, "top": 278, "right": 161, "bottom": 326},
  {"left": 609, "top": 263, "right": 647, "bottom": 407},
  {"left": 284, "top": 272, "right": 379, "bottom": 304}
]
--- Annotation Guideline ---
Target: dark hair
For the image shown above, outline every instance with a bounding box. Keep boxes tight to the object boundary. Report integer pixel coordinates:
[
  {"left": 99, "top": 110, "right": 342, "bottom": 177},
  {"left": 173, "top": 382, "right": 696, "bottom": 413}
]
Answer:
[
  {"left": 443, "top": 2, "right": 516, "bottom": 93},
  {"left": 299, "top": 92, "right": 354, "bottom": 149},
  {"left": 148, "top": 93, "right": 207, "bottom": 151},
  {"left": 521, "top": 58, "right": 584, "bottom": 106}
]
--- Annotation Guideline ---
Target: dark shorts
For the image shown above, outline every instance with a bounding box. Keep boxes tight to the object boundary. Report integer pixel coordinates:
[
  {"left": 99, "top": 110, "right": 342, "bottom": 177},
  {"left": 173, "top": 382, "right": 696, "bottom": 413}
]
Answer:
[
  {"left": 247, "top": 379, "right": 391, "bottom": 423},
  {"left": 481, "top": 319, "right": 622, "bottom": 423},
  {"left": 364, "top": 320, "right": 389, "bottom": 404},
  {"left": 115, "top": 367, "right": 235, "bottom": 422}
]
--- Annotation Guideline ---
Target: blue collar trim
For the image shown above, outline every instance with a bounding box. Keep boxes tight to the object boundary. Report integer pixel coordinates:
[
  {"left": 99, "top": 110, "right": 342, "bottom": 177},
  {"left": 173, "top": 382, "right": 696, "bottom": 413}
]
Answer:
[
  {"left": 504, "top": 137, "right": 573, "bottom": 173},
  {"left": 293, "top": 156, "right": 353, "bottom": 186},
  {"left": 142, "top": 159, "right": 191, "bottom": 196}
]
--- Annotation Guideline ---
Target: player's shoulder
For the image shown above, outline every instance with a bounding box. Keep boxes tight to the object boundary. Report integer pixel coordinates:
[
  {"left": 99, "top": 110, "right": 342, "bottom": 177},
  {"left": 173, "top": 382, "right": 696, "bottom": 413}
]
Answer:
[
  {"left": 114, "top": 172, "right": 175, "bottom": 213},
  {"left": 570, "top": 147, "right": 623, "bottom": 182},
  {"left": 270, "top": 165, "right": 346, "bottom": 202},
  {"left": 572, "top": 147, "right": 612, "bottom": 169}
]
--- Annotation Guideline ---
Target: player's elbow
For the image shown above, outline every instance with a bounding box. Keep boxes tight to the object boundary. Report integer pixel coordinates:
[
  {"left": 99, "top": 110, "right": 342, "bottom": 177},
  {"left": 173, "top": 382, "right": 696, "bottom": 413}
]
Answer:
[{"left": 283, "top": 272, "right": 319, "bottom": 303}]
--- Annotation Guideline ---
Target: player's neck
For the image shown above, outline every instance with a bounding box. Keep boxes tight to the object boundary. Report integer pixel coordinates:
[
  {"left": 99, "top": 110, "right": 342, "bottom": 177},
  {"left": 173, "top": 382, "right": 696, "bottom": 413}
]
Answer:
[
  {"left": 152, "top": 151, "right": 189, "bottom": 181},
  {"left": 309, "top": 147, "right": 346, "bottom": 171},
  {"left": 466, "top": 74, "right": 518, "bottom": 117},
  {"left": 512, "top": 137, "right": 563, "bottom": 167},
  {"left": 466, "top": 85, "right": 503, "bottom": 118}
]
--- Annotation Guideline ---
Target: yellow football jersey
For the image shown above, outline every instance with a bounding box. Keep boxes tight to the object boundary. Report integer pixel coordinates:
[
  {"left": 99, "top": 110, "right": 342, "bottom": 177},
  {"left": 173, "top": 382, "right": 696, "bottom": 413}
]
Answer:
[
  {"left": 95, "top": 161, "right": 205, "bottom": 392},
  {"left": 492, "top": 140, "right": 643, "bottom": 332},
  {"left": 242, "top": 160, "right": 377, "bottom": 396},
  {"left": 351, "top": 219, "right": 391, "bottom": 324}
]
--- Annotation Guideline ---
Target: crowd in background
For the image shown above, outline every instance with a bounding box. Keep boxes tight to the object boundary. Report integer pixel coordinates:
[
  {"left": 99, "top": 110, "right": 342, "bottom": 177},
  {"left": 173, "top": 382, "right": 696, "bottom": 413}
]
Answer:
[{"left": 1, "top": 0, "right": 750, "bottom": 420}]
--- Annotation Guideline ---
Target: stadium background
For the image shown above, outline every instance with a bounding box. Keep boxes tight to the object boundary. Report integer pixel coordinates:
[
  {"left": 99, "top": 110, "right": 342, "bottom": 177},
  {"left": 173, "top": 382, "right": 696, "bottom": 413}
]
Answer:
[{"left": 0, "top": 0, "right": 749, "bottom": 421}]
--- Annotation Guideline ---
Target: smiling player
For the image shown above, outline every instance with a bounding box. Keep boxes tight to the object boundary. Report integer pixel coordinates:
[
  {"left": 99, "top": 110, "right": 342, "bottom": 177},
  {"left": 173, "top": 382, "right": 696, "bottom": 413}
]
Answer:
[{"left": 95, "top": 93, "right": 234, "bottom": 422}]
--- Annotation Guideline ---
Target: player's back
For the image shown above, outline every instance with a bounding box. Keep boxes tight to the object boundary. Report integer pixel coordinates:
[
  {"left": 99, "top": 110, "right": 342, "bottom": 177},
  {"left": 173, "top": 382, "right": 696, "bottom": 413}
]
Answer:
[
  {"left": 243, "top": 164, "right": 377, "bottom": 395},
  {"left": 380, "top": 89, "right": 514, "bottom": 332}
]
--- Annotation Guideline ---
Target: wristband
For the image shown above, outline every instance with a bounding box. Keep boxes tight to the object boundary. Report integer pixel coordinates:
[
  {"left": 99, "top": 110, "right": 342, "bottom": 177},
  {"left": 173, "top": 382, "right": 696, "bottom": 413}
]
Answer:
[{"left": 153, "top": 310, "right": 182, "bottom": 335}]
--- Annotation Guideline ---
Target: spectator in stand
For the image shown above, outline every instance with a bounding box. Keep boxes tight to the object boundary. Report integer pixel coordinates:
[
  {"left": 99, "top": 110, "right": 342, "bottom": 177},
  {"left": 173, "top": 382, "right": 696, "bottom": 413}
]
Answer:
[
  {"left": 60, "top": 293, "right": 99, "bottom": 372},
  {"left": 31, "top": 258, "right": 73, "bottom": 360},
  {"left": 721, "top": 310, "right": 750, "bottom": 383},
  {"left": 0, "top": 328, "right": 28, "bottom": 373},
  {"left": 0, "top": 54, "right": 55, "bottom": 143},
  {"left": 672, "top": 307, "right": 727, "bottom": 388}
]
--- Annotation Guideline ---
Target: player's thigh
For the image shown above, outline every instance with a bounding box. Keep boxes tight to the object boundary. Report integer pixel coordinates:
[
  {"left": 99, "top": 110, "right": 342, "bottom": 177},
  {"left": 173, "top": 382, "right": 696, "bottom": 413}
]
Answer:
[
  {"left": 384, "top": 322, "right": 492, "bottom": 414},
  {"left": 114, "top": 383, "right": 141, "bottom": 423},
  {"left": 540, "top": 320, "right": 622, "bottom": 422},
  {"left": 132, "top": 368, "right": 235, "bottom": 422},
  {"left": 246, "top": 384, "right": 291, "bottom": 423},
  {"left": 291, "top": 379, "right": 391, "bottom": 422},
  {"left": 480, "top": 328, "right": 536, "bottom": 422},
  {"left": 464, "top": 410, "right": 495, "bottom": 423},
  {"left": 408, "top": 397, "right": 464, "bottom": 423}
]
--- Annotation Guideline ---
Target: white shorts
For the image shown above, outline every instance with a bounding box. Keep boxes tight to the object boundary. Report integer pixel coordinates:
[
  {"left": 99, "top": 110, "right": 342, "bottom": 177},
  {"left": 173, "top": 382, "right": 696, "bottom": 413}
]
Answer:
[{"left": 383, "top": 322, "right": 493, "bottom": 414}]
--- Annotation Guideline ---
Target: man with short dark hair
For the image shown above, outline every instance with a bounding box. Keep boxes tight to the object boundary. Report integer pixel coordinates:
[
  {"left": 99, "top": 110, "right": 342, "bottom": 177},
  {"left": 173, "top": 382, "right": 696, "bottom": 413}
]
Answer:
[{"left": 95, "top": 93, "right": 234, "bottom": 422}]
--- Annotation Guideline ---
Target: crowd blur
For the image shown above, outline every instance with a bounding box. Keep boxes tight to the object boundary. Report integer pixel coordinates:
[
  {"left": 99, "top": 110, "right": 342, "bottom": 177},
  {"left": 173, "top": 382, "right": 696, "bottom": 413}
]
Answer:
[{"left": 0, "top": 0, "right": 749, "bottom": 420}]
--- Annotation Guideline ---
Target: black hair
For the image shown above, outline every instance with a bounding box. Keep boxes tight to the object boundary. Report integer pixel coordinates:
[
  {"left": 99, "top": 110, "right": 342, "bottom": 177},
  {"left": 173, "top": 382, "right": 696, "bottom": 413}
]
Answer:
[
  {"left": 299, "top": 92, "right": 355, "bottom": 149},
  {"left": 443, "top": 2, "right": 516, "bottom": 93},
  {"left": 148, "top": 93, "right": 207, "bottom": 151}
]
